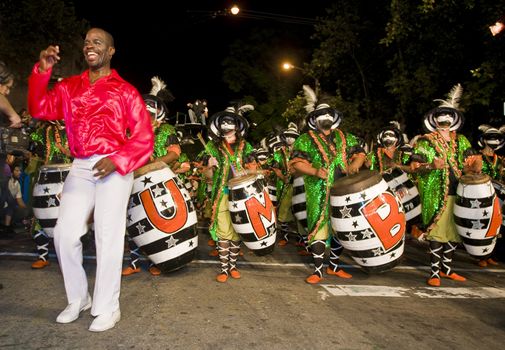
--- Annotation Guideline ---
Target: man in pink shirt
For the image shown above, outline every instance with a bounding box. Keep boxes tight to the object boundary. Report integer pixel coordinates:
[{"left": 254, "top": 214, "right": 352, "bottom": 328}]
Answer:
[{"left": 28, "top": 28, "right": 154, "bottom": 332}]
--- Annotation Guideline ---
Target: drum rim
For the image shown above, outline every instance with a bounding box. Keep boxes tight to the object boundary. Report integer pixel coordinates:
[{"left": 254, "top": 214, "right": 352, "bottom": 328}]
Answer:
[
  {"left": 331, "top": 170, "right": 383, "bottom": 196},
  {"left": 39, "top": 163, "right": 72, "bottom": 171},
  {"left": 459, "top": 173, "right": 491, "bottom": 185},
  {"left": 134, "top": 161, "right": 169, "bottom": 178},
  {"left": 228, "top": 173, "right": 258, "bottom": 188}
]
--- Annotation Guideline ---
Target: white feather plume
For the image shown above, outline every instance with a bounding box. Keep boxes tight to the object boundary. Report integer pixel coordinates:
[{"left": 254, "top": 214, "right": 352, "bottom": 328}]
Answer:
[
  {"left": 478, "top": 124, "right": 492, "bottom": 133},
  {"left": 150, "top": 76, "right": 167, "bottom": 96},
  {"left": 302, "top": 85, "right": 317, "bottom": 113},
  {"left": 237, "top": 104, "right": 255, "bottom": 116},
  {"left": 499, "top": 126, "right": 505, "bottom": 134},
  {"left": 389, "top": 120, "right": 401, "bottom": 131},
  {"left": 434, "top": 83, "right": 463, "bottom": 109}
]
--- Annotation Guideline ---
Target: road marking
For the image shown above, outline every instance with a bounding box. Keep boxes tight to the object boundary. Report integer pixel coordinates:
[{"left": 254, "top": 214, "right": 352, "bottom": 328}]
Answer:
[
  {"left": 320, "top": 284, "right": 505, "bottom": 298},
  {"left": 1, "top": 252, "right": 504, "bottom": 273}
]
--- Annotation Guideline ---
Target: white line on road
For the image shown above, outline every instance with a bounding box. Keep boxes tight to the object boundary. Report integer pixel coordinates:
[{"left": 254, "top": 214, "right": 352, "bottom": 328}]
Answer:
[
  {"left": 1, "top": 251, "right": 504, "bottom": 273},
  {"left": 320, "top": 284, "right": 505, "bottom": 298}
]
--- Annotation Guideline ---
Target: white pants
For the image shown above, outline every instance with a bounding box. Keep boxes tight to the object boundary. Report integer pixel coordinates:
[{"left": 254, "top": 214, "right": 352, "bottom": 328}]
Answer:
[{"left": 53, "top": 155, "right": 133, "bottom": 316}]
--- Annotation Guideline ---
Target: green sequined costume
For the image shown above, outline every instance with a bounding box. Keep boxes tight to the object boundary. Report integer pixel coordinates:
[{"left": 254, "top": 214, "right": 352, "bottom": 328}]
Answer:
[
  {"left": 204, "top": 139, "right": 255, "bottom": 240},
  {"left": 368, "top": 147, "right": 410, "bottom": 173},
  {"left": 153, "top": 123, "right": 178, "bottom": 158},
  {"left": 481, "top": 152, "right": 504, "bottom": 181},
  {"left": 291, "top": 130, "right": 361, "bottom": 236},
  {"left": 412, "top": 132, "right": 472, "bottom": 234}
]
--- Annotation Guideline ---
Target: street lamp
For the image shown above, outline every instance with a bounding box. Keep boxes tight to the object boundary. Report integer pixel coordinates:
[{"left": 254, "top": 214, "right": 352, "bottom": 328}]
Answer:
[
  {"left": 281, "top": 61, "right": 320, "bottom": 95},
  {"left": 489, "top": 20, "right": 505, "bottom": 36}
]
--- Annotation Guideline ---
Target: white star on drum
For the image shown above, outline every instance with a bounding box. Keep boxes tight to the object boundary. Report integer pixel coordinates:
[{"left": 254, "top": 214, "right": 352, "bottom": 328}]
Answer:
[{"left": 165, "top": 235, "right": 179, "bottom": 248}]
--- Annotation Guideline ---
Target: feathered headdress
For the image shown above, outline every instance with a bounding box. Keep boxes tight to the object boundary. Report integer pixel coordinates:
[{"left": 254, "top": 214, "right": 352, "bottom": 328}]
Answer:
[
  {"left": 423, "top": 83, "right": 464, "bottom": 132},
  {"left": 207, "top": 102, "right": 253, "bottom": 140},
  {"left": 143, "top": 76, "right": 173, "bottom": 122},
  {"left": 302, "top": 85, "right": 342, "bottom": 130},
  {"left": 477, "top": 124, "right": 505, "bottom": 150}
]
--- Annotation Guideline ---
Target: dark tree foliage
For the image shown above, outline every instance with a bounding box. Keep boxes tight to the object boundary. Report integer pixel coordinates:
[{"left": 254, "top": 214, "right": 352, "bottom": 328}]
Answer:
[{"left": 0, "top": 0, "right": 88, "bottom": 107}]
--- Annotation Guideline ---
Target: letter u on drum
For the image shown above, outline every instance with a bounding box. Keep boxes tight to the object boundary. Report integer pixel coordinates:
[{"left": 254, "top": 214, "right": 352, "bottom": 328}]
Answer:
[{"left": 126, "top": 162, "right": 198, "bottom": 273}]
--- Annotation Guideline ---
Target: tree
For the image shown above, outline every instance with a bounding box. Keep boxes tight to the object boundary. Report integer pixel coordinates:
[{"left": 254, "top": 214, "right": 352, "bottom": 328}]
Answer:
[{"left": 0, "top": 0, "right": 88, "bottom": 109}]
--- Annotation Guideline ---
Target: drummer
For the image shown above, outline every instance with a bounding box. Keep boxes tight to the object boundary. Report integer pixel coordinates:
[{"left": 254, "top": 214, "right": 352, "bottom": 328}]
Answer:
[
  {"left": 366, "top": 121, "right": 411, "bottom": 174},
  {"left": 122, "top": 77, "right": 181, "bottom": 277},
  {"left": 202, "top": 103, "right": 257, "bottom": 283},
  {"left": 288, "top": 86, "right": 365, "bottom": 284},
  {"left": 475, "top": 124, "right": 505, "bottom": 266},
  {"left": 410, "top": 84, "right": 482, "bottom": 287},
  {"left": 28, "top": 120, "right": 72, "bottom": 269},
  {"left": 271, "top": 123, "right": 300, "bottom": 246}
]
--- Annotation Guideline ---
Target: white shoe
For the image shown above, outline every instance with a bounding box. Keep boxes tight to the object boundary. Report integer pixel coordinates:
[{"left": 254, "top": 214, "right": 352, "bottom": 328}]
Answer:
[
  {"left": 88, "top": 309, "right": 121, "bottom": 332},
  {"left": 56, "top": 294, "right": 92, "bottom": 324}
]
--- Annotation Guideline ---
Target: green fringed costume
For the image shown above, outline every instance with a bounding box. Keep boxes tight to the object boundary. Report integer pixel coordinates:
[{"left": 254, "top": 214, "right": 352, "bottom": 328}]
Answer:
[
  {"left": 291, "top": 129, "right": 361, "bottom": 237},
  {"left": 413, "top": 132, "right": 473, "bottom": 240},
  {"left": 204, "top": 139, "right": 255, "bottom": 241},
  {"left": 153, "top": 123, "right": 178, "bottom": 158}
]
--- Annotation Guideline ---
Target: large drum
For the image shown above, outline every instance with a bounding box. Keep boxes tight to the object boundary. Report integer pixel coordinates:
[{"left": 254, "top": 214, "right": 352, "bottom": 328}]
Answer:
[
  {"left": 291, "top": 176, "right": 308, "bottom": 233},
  {"left": 266, "top": 183, "right": 278, "bottom": 208},
  {"left": 32, "top": 163, "right": 71, "bottom": 237},
  {"left": 382, "top": 168, "right": 422, "bottom": 225},
  {"left": 228, "top": 173, "right": 277, "bottom": 255},
  {"left": 330, "top": 170, "right": 406, "bottom": 273},
  {"left": 453, "top": 174, "right": 502, "bottom": 258},
  {"left": 126, "top": 162, "right": 198, "bottom": 272}
]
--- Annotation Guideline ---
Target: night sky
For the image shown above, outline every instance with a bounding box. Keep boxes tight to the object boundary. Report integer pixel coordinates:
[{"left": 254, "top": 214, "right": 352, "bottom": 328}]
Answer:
[{"left": 73, "top": 0, "right": 334, "bottom": 113}]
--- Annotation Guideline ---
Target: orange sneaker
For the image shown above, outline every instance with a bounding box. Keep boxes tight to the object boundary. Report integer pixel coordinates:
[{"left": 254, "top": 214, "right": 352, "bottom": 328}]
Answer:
[
  {"left": 230, "top": 269, "right": 241, "bottom": 279},
  {"left": 278, "top": 239, "right": 288, "bottom": 247},
  {"left": 427, "top": 277, "right": 441, "bottom": 287},
  {"left": 326, "top": 267, "right": 352, "bottom": 279},
  {"left": 149, "top": 266, "right": 161, "bottom": 276},
  {"left": 209, "top": 249, "right": 219, "bottom": 257},
  {"left": 122, "top": 266, "right": 141, "bottom": 276},
  {"left": 478, "top": 259, "right": 488, "bottom": 267},
  {"left": 207, "top": 239, "right": 216, "bottom": 247},
  {"left": 305, "top": 274, "right": 322, "bottom": 284},
  {"left": 31, "top": 259, "right": 50, "bottom": 269},
  {"left": 298, "top": 250, "right": 311, "bottom": 256},
  {"left": 487, "top": 258, "right": 499, "bottom": 266},
  {"left": 216, "top": 273, "right": 228, "bottom": 283},
  {"left": 440, "top": 272, "right": 466, "bottom": 282}
]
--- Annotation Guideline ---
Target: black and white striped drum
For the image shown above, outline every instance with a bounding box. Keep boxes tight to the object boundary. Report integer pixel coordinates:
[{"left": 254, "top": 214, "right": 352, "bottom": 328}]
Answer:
[
  {"left": 228, "top": 173, "right": 277, "bottom": 255},
  {"left": 126, "top": 162, "right": 198, "bottom": 272},
  {"left": 267, "top": 183, "right": 278, "bottom": 208},
  {"left": 291, "top": 176, "right": 308, "bottom": 233},
  {"left": 382, "top": 168, "right": 421, "bottom": 225},
  {"left": 454, "top": 174, "right": 502, "bottom": 258},
  {"left": 330, "top": 170, "right": 406, "bottom": 273},
  {"left": 32, "top": 163, "right": 71, "bottom": 237}
]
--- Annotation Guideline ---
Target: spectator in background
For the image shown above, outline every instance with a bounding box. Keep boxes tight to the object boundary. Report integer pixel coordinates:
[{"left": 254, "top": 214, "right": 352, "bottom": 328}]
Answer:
[{"left": 0, "top": 61, "right": 23, "bottom": 127}]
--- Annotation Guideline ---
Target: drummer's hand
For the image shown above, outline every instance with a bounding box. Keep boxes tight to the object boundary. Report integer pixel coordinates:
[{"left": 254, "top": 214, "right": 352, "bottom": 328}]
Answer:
[
  {"left": 347, "top": 163, "right": 360, "bottom": 175},
  {"left": 93, "top": 157, "right": 116, "bottom": 179},
  {"left": 314, "top": 167, "right": 327, "bottom": 180},
  {"left": 38, "top": 45, "right": 60, "bottom": 73},
  {"left": 432, "top": 157, "right": 445, "bottom": 169},
  {"left": 208, "top": 157, "right": 218, "bottom": 168}
]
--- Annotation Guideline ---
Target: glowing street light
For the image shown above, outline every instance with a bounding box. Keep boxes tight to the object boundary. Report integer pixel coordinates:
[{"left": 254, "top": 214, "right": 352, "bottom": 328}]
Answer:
[
  {"left": 281, "top": 61, "right": 319, "bottom": 94},
  {"left": 230, "top": 5, "right": 240, "bottom": 15},
  {"left": 490, "top": 21, "right": 505, "bottom": 36}
]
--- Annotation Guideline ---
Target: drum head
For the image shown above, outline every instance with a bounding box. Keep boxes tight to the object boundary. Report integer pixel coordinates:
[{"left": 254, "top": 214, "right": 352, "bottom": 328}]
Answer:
[
  {"left": 228, "top": 174, "right": 257, "bottom": 188},
  {"left": 331, "top": 170, "right": 383, "bottom": 196},
  {"left": 134, "top": 161, "right": 168, "bottom": 178},
  {"left": 40, "top": 163, "right": 72, "bottom": 172},
  {"left": 459, "top": 173, "right": 490, "bottom": 185}
]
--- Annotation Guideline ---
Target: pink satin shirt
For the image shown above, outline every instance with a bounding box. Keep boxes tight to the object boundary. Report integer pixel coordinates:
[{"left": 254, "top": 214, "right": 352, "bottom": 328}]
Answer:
[{"left": 28, "top": 64, "right": 154, "bottom": 175}]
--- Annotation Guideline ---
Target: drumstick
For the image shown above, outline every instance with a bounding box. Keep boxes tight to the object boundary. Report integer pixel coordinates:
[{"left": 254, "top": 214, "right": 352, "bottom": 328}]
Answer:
[{"left": 197, "top": 132, "right": 219, "bottom": 169}]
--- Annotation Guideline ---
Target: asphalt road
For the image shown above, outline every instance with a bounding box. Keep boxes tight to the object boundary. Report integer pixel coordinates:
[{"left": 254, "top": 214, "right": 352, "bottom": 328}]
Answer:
[{"left": 1, "top": 228, "right": 504, "bottom": 349}]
